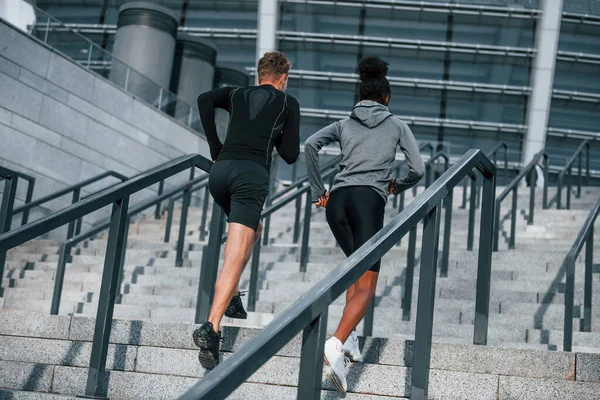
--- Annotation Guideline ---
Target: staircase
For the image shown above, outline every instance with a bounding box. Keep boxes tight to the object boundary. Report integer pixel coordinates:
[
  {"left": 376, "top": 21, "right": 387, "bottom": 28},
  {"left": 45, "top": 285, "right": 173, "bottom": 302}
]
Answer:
[{"left": 1, "top": 184, "right": 599, "bottom": 398}]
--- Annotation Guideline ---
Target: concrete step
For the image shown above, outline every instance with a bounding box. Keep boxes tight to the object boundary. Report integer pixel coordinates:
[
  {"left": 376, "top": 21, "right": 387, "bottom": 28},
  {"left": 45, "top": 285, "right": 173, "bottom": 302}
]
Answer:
[{"left": 1, "top": 310, "right": 600, "bottom": 399}]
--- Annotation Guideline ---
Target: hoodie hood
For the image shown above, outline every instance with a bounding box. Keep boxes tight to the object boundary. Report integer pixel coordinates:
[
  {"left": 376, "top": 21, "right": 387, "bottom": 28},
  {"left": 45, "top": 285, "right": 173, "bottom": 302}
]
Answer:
[{"left": 350, "top": 100, "right": 393, "bottom": 129}]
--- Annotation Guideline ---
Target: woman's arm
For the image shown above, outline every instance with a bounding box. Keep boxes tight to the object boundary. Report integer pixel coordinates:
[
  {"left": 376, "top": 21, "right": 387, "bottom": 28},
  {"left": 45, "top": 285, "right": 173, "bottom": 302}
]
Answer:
[
  {"left": 391, "top": 120, "right": 425, "bottom": 194},
  {"left": 304, "top": 122, "right": 341, "bottom": 202}
]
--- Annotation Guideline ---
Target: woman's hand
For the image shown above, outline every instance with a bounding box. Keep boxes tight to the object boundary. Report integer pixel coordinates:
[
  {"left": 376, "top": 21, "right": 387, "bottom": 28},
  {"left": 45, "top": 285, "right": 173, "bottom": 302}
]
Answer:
[
  {"left": 315, "top": 191, "right": 330, "bottom": 208},
  {"left": 388, "top": 178, "right": 397, "bottom": 195}
]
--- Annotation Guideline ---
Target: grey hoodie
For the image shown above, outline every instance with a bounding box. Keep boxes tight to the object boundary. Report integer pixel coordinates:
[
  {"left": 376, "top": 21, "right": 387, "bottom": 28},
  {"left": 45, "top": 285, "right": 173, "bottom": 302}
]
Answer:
[{"left": 305, "top": 100, "right": 425, "bottom": 202}]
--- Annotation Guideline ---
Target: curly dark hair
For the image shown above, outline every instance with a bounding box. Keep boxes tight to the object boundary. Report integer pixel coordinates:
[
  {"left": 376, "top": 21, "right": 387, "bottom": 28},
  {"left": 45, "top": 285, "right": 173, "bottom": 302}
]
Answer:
[
  {"left": 358, "top": 56, "right": 391, "bottom": 105},
  {"left": 257, "top": 51, "right": 292, "bottom": 82}
]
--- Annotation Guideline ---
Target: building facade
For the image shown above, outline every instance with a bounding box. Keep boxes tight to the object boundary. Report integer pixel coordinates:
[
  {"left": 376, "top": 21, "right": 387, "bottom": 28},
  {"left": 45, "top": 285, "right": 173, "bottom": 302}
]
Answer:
[{"left": 35, "top": 0, "right": 600, "bottom": 180}]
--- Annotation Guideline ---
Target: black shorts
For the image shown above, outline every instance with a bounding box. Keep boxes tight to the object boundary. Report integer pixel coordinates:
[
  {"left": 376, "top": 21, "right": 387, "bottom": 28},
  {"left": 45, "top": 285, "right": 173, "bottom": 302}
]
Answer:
[
  {"left": 209, "top": 159, "right": 269, "bottom": 231},
  {"left": 326, "top": 186, "right": 385, "bottom": 273}
]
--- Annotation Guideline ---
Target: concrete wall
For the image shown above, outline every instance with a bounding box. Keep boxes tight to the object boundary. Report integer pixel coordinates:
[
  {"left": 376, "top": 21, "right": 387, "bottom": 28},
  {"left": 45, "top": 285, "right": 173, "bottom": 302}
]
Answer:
[{"left": 0, "top": 18, "right": 210, "bottom": 235}]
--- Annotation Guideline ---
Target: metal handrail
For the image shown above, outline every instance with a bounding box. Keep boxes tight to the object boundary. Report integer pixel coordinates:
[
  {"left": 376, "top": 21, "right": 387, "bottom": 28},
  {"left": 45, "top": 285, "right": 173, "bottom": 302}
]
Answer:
[
  {"left": 493, "top": 150, "right": 549, "bottom": 251},
  {"left": 0, "top": 153, "right": 212, "bottom": 398},
  {"left": 563, "top": 196, "right": 600, "bottom": 352},
  {"left": 196, "top": 167, "right": 339, "bottom": 319},
  {"left": 555, "top": 139, "right": 591, "bottom": 210},
  {"left": 50, "top": 174, "right": 210, "bottom": 315},
  {"left": 0, "top": 167, "right": 19, "bottom": 297},
  {"left": 262, "top": 155, "right": 342, "bottom": 245},
  {"left": 424, "top": 151, "right": 449, "bottom": 188},
  {"left": 179, "top": 149, "right": 497, "bottom": 400}
]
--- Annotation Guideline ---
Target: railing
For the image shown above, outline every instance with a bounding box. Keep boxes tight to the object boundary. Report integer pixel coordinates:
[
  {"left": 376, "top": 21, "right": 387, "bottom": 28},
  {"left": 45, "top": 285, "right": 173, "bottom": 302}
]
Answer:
[
  {"left": 493, "top": 150, "right": 549, "bottom": 251},
  {"left": 461, "top": 142, "right": 509, "bottom": 209},
  {"left": 195, "top": 167, "right": 338, "bottom": 322},
  {"left": 563, "top": 196, "right": 599, "bottom": 352},
  {"left": 11, "top": 171, "right": 127, "bottom": 236},
  {"left": 163, "top": 178, "right": 210, "bottom": 244},
  {"left": 179, "top": 149, "right": 496, "bottom": 400},
  {"left": 50, "top": 174, "right": 210, "bottom": 315},
  {"left": 27, "top": 5, "right": 202, "bottom": 133},
  {"left": 0, "top": 154, "right": 212, "bottom": 398},
  {"left": 555, "top": 139, "right": 591, "bottom": 210},
  {"left": 0, "top": 167, "right": 19, "bottom": 297}
]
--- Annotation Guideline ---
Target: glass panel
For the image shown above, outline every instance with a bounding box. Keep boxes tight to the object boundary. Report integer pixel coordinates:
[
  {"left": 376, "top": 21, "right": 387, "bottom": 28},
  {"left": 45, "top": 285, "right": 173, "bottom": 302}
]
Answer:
[
  {"left": 554, "top": 61, "right": 600, "bottom": 92},
  {"left": 287, "top": 78, "right": 527, "bottom": 124},
  {"left": 280, "top": 3, "right": 361, "bottom": 35},
  {"left": 183, "top": 1, "right": 258, "bottom": 29},
  {"left": 546, "top": 136, "right": 600, "bottom": 173},
  {"left": 549, "top": 99, "right": 600, "bottom": 132},
  {"left": 563, "top": 0, "right": 600, "bottom": 15},
  {"left": 280, "top": 41, "right": 532, "bottom": 85},
  {"left": 559, "top": 22, "right": 600, "bottom": 53}
]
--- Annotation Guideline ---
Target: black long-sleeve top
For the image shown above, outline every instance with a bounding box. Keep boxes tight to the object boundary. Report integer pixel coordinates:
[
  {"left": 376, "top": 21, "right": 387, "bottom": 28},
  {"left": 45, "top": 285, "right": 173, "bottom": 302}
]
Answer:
[{"left": 197, "top": 84, "right": 301, "bottom": 169}]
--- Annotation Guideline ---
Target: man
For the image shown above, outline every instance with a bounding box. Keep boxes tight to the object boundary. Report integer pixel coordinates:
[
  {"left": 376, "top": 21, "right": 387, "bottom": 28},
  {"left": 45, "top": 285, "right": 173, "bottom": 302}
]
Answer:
[{"left": 193, "top": 51, "right": 300, "bottom": 370}]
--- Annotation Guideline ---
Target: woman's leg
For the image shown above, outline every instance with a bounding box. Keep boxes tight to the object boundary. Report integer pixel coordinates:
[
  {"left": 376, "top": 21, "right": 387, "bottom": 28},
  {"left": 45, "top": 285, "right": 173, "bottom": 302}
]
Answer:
[
  {"left": 333, "top": 270, "right": 378, "bottom": 343},
  {"left": 332, "top": 187, "right": 385, "bottom": 343}
]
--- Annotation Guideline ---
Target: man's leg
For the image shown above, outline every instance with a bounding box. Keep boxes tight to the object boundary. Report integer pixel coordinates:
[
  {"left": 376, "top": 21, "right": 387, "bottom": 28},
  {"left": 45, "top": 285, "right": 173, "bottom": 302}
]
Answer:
[
  {"left": 232, "top": 222, "right": 263, "bottom": 295},
  {"left": 208, "top": 222, "right": 259, "bottom": 332}
]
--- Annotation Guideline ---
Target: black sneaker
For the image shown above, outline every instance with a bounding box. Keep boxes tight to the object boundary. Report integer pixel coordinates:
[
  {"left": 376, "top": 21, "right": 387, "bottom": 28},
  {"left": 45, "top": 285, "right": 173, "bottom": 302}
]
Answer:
[
  {"left": 193, "top": 322, "right": 223, "bottom": 370},
  {"left": 225, "top": 291, "right": 248, "bottom": 319}
]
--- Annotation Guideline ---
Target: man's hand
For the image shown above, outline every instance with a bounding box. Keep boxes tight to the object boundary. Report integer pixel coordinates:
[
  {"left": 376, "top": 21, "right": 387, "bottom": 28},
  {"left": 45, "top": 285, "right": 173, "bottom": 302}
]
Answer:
[
  {"left": 315, "top": 191, "right": 330, "bottom": 208},
  {"left": 388, "top": 178, "right": 397, "bottom": 195}
]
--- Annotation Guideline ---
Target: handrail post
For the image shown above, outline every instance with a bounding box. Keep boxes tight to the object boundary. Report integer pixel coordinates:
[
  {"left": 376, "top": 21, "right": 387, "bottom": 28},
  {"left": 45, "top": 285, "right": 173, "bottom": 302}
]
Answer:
[
  {"left": 199, "top": 185, "right": 210, "bottom": 242},
  {"left": 402, "top": 226, "right": 418, "bottom": 321},
  {"left": 504, "top": 145, "right": 508, "bottom": 185},
  {"left": 392, "top": 166, "right": 399, "bottom": 209},
  {"left": 85, "top": 195, "right": 130, "bottom": 398},
  {"left": 577, "top": 152, "right": 583, "bottom": 199},
  {"left": 586, "top": 142, "right": 590, "bottom": 185},
  {"left": 473, "top": 170, "right": 495, "bottom": 345},
  {"left": 583, "top": 228, "right": 594, "bottom": 332},
  {"left": 164, "top": 198, "right": 175, "bottom": 243},
  {"left": 493, "top": 202, "right": 501, "bottom": 252},
  {"left": 297, "top": 309, "right": 328, "bottom": 399},
  {"left": 263, "top": 155, "right": 279, "bottom": 246},
  {"left": 566, "top": 166, "right": 572, "bottom": 210},
  {"left": 460, "top": 178, "right": 468, "bottom": 209},
  {"left": 528, "top": 169, "right": 535, "bottom": 225},
  {"left": 247, "top": 241, "right": 261, "bottom": 312},
  {"left": 0, "top": 174, "right": 17, "bottom": 297},
  {"left": 195, "top": 204, "right": 226, "bottom": 324},
  {"left": 21, "top": 178, "right": 35, "bottom": 226},
  {"left": 293, "top": 195, "right": 302, "bottom": 244},
  {"left": 155, "top": 180, "right": 164, "bottom": 219},
  {"left": 543, "top": 155, "right": 549, "bottom": 210},
  {"left": 509, "top": 187, "right": 518, "bottom": 249},
  {"left": 425, "top": 163, "right": 432, "bottom": 188},
  {"left": 299, "top": 192, "right": 312, "bottom": 273},
  {"left": 51, "top": 243, "right": 71, "bottom": 315},
  {"left": 557, "top": 175, "right": 563, "bottom": 210},
  {"left": 175, "top": 185, "right": 192, "bottom": 267},
  {"left": 563, "top": 254, "right": 576, "bottom": 352},
  {"left": 411, "top": 204, "right": 441, "bottom": 400},
  {"left": 467, "top": 176, "right": 477, "bottom": 251},
  {"left": 440, "top": 190, "right": 453, "bottom": 277},
  {"left": 115, "top": 218, "right": 130, "bottom": 304},
  {"left": 66, "top": 188, "right": 81, "bottom": 240}
]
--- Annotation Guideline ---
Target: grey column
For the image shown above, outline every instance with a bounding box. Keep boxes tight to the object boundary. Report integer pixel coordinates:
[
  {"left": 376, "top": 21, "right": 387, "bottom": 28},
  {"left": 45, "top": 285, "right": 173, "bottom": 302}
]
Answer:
[
  {"left": 170, "top": 34, "right": 217, "bottom": 120},
  {"left": 521, "top": 0, "right": 563, "bottom": 165},
  {"left": 256, "top": 0, "right": 279, "bottom": 64},
  {"left": 211, "top": 66, "right": 250, "bottom": 142},
  {"left": 110, "top": 1, "right": 178, "bottom": 107}
]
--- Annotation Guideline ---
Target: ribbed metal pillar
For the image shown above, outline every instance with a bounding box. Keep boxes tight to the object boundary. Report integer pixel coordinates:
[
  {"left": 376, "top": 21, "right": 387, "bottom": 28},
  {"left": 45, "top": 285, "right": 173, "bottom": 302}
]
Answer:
[
  {"left": 170, "top": 34, "right": 217, "bottom": 119},
  {"left": 110, "top": 1, "right": 178, "bottom": 106}
]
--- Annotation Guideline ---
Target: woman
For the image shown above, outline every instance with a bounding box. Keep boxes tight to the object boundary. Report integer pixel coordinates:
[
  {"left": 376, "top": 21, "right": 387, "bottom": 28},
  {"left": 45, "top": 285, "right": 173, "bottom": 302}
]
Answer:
[{"left": 304, "top": 57, "right": 425, "bottom": 393}]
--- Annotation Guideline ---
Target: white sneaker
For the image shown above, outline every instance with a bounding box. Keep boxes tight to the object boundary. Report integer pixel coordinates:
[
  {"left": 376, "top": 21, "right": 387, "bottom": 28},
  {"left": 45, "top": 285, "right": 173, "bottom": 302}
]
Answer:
[
  {"left": 323, "top": 337, "right": 348, "bottom": 393},
  {"left": 342, "top": 330, "right": 363, "bottom": 363}
]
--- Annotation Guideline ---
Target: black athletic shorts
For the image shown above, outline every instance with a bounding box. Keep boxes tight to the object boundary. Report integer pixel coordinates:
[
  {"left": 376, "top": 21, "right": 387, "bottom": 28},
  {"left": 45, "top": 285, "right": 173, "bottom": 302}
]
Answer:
[
  {"left": 209, "top": 159, "right": 269, "bottom": 231},
  {"left": 326, "top": 186, "right": 385, "bottom": 273}
]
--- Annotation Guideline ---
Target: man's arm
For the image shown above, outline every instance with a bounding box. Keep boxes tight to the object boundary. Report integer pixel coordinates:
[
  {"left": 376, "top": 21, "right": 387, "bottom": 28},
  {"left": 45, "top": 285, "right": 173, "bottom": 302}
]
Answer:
[
  {"left": 275, "top": 96, "right": 301, "bottom": 164},
  {"left": 197, "top": 86, "right": 234, "bottom": 161},
  {"left": 392, "top": 119, "right": 425, "bottom": 194},
  {"left": 304, "top": 122, "right": 340, "bottom": 202}
]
